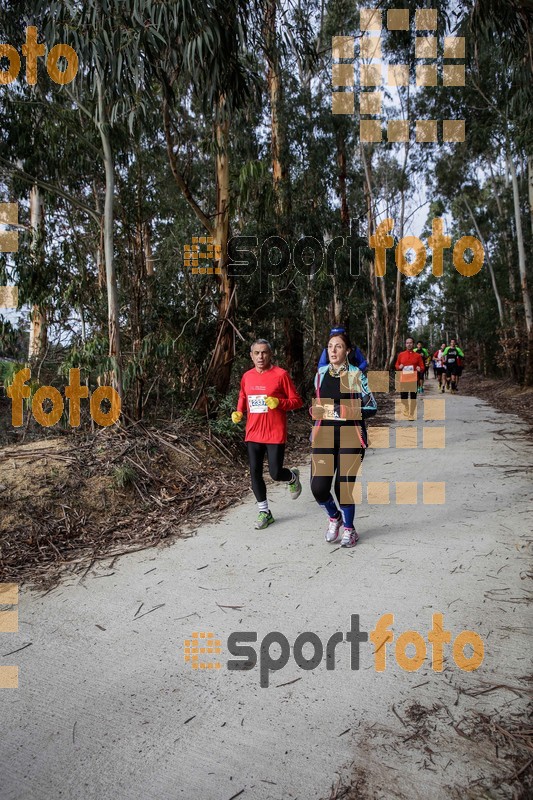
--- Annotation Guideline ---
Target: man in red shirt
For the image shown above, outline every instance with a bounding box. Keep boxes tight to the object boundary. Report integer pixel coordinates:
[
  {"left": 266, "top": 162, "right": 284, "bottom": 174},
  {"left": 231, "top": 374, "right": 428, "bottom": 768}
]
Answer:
[
  {"left": 395, "top": 337, "right": 425, "bottom": 420},
  {"left": 232, "top": 339, "right": 303, "bottom": 529}
]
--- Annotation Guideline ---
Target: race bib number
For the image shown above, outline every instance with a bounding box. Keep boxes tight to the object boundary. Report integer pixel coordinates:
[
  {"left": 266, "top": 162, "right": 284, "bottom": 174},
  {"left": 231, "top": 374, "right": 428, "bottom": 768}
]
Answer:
[
  {"left": 322, "top": 404, "right": 339, "bottom": 420},
  {"left": 248, "top": 394, "right": 268, "bottom": 414},
  {"left": 403, "top": 365, "right": 414, "bottom": 372}
]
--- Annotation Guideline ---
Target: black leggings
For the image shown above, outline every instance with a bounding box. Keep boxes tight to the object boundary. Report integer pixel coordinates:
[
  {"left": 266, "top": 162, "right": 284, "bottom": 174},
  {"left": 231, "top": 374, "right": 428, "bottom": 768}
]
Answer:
[
  {"left": 247, "top": 442, "right": 293, "bottom": 502},
  {"left": 310, "top": 425, "right": 363, "bottom": 505}
]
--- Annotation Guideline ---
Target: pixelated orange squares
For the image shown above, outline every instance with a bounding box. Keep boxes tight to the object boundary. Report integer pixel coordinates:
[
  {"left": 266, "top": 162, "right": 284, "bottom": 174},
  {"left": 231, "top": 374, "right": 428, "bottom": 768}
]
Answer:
[
  {"left": 339, "top": 372, "right": 360, "bottom": 392},
  {"left": 332, "top": 93, "right": 354, "bottom": 115},
  {"left": 184, "top": 236, "right": 222, "bottom": 275},
  {"left": 387, "top": 64, "right": 409, "bottom": 87},
  {"left": 312, "top": 453, "right": 334, "bottom": 477},
  {"left": 0, "top": 203, "right": 18, "bottom": 253},
  {"left": 415, "top": 37, "right": 437, "bottom": 58},
  {"left": 360, "top": 36, "right": 382, "bottom": 59},
  {"left": 0, "top": 666, "right": 18, "bottom": 689},
  {"left": 443, "top": 65, "right": 465, "bottom": 86},
  {"left": 360, "top": 91, "right": 382, "bottom": 115},
  {"left": 444, "top": 37, "right": 465, "bottom": 58},
  {"left": 339, "top": 452, "right": 363, "bottom": 477},
  {"left": 423, "top": 482, "right": 446, "bottom": 504},
  {"left": 423, "top": 427, "right": 446, "bottom": 448},
  {"left": 360, "top": 64, "right": 382, "bottom": 86},
  {"left": 0, "top": 583, "right": 19, "bottom": 689},
  {"left": 388, "top": 121, "right": 410, "bottom": 142},
  {"left": 395, "top": 370, "right": 417, "bottom": 391},
  {"left": 339, "top": 481, "right": 363, "bottom": 505},
  {"left": 416, "top": 65, "right": 437, "bottom": 86},
  {"left": 360, "top": 120, "right": 382, "bottom": 142},
  {"left": 0, "top": 286, "right": 18, "bottom": 308},
  {"left": 0, "top": 582, "right": 18, "bottom": 634},
  {"left": 332, "top": 64, "right": 354, "bottom": 86},
  {"left": 396, "top": 427, "right": 417, "bottom": 448},
  {"left": 416, "top": 120, "right": 438, "bottom": 142},
  {"left": 367, "top": 426, "right": 390, "bottom": 448},
  {"left": 396, "top": 482, "right": 418, "bottom": 504},
  {"left": 355, "top": 482, "right": 446, "bottom": 504},
  {"left": 415, "top": 9, "right": 437, "bottom": 30},
  {"left": 360, "top": 9, "right": 382, "bottom": 31},
  {"left": 395, "top": 399, "right": 417, "bottom": 420},
  {"left": 184, "top": 631, "right": 222, "bottom": 670},
  {"left": 367, "top": 482, "right": 390, "bottom": 504},
  {"left": 387, "top": 9, "right": 409, "bottom": 30},
  {"left": 311, "top": 425, "right": 334, "bottom": 448},
  {"left": 443, "top": 120, "right": 465, "bottom": 142},
  {"left": 332, "top": 36, "right": 354, "bottom": 59},
  {"left": 367, "top": 371, "right": 389, "bottom": 393},
  {"left": 424, "top": 399, "right": 445, "bottom": 420}
]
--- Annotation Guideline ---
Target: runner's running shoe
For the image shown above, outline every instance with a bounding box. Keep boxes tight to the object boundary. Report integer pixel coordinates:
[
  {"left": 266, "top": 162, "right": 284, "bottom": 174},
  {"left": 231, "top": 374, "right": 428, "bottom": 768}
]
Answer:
[
  {"left": 255, "top": 510, "right": 274, "bottom": 530},
  {"left": 341, "top": 528, "right": 359, "bottom": 548},
  {"left": 325, "top": 516, "right": 342, "bottom": 543},
  {"left": 288, "top": 468, "right": 302, "bottom": 500}
]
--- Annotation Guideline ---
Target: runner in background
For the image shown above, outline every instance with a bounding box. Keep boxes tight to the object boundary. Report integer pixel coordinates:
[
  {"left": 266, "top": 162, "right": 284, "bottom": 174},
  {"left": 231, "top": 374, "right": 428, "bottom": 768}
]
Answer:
[
  {"left": 395, "top": 338, "right": 425, "bottom": 420},
  {"left": 317, "top": 326, "right": 368, "bottom": 372},
  {"left": 232, "top": 339, "right": 303, "bottom": 529},
  {"left": 456, "top": 344, "right": 465, "bottom": 390},
  {"left": 415, "top": 341, "right": 430, "bottom": 394},
  {"left": 432, "top": 353, "right": 438, "bottom": 380},
  {"left": 443, "top": 339, "right": 465, "bottom": 394},
  {"left": 433, "top": 341, "right": 447, "bottom": 392}
]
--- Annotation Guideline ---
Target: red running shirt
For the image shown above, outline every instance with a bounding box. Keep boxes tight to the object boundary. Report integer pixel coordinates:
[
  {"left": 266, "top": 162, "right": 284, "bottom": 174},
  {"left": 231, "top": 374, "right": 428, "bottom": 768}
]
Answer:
[
  {"left": 237, "top": 365, "right": 303, "bottom": 444},
  {"left": 395, "top": 351, "right": 425, "bottom": 372}
]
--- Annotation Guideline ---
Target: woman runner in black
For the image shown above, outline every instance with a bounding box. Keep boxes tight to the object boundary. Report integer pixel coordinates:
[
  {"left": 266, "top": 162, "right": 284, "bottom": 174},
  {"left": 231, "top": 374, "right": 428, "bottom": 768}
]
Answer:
[{"left": 310, "top": 333, "right": 370, "bottom": 548}]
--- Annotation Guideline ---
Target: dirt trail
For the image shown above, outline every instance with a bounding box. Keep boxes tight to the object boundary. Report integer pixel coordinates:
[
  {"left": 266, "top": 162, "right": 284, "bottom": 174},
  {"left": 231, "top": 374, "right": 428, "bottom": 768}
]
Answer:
[{"left": 1, "top": 383, "right": 532, "bottom": 799}]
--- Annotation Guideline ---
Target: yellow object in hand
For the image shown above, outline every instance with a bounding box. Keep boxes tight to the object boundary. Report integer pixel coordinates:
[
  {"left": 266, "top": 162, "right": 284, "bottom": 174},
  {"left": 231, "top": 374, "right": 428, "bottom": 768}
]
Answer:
[
  {"left": 265, "top": 396, "right": 279, "bottom": 409},
  {"left": 231, "top": 411, "right": 243, "bottom": 424}
]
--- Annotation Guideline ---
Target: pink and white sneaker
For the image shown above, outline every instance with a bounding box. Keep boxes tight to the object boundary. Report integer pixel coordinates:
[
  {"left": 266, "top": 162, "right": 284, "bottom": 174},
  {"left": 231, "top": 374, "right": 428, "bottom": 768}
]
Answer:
[
  {"left": 325, "top": 516, "right": 342, "bottom": 543},
  {"left": 341, "top": 528, "right": 359, "bottom": 548}
]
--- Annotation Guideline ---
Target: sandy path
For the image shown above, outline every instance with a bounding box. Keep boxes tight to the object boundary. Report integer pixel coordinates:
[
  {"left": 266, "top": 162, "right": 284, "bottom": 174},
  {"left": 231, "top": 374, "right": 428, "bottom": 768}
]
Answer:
[{"left": 1, "top": 385, "right": 531, "bottom": 799}]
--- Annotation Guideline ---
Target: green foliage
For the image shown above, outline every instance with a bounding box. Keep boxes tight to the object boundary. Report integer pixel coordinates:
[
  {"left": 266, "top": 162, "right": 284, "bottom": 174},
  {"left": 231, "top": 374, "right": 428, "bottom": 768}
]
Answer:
[{"left": 112, "top": 464, "right": 137, "bottom": 489}]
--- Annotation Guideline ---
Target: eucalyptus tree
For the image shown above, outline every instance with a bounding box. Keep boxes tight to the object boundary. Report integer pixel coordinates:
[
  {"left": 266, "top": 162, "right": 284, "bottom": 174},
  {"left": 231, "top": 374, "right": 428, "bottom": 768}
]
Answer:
[{"left": 35, "top": 0, "right": 177, "bottom": 397}]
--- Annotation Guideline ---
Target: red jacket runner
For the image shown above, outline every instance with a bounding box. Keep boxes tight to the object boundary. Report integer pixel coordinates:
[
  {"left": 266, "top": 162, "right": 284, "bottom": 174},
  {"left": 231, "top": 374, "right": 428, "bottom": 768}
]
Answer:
[
  {"left": 395, "top": 351, "right": 425, "bottom": 373},
  {"left": 237, "top": 365, "right": 303, "bottom": 444}
]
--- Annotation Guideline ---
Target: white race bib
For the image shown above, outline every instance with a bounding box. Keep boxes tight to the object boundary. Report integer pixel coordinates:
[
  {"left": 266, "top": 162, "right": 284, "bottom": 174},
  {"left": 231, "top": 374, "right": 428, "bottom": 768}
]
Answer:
[
  {"left": 248, "top": 394, "right": 268, "bottom": 414},
  {"left": 403, "top": 365, "right": 414, "bottom": 373}
]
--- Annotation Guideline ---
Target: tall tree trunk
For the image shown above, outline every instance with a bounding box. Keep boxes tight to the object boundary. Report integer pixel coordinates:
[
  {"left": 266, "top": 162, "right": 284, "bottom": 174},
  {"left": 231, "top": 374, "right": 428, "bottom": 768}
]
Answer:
[
  {"left": 462, "top": 196, "right": 504, "bottom": 324},
  {"left": 361, "top": 144, "right": 380, "bottom": 366},
  {"left": 164, "top": 92, "right": 234, "bottom": 410},
  {"left": 389, "top": 142, "right": 410, "bottom": 369},
  {"left": 528, "top": 154, "right": 533, "bottom": 239},
  {"left": 332, "top": 126, "right": 349, "bottom": 326},
  {"left": 97, "top": 76, "right": 122, "bottom": 398},
  {"left": 209, "top": 108, "right": 235, "bottom": 397},
  {"left": 28, "top": 184, "right": 47, "bottom": 361},
  {"left": 264, "top": 0, "right": 303, "bottom": 385},
  {"left": 508, "top": 153, "right": 533, "bottom": 384}
]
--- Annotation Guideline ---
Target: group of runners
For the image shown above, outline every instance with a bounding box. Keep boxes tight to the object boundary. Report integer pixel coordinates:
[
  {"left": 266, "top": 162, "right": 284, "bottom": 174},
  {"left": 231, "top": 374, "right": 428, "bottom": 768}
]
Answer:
[
  {"left": 406, "top": 339, "right": 465, "bottom": 395},
  {"left": 231, "top": 330, "right": 464, "bottom": 546}
]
